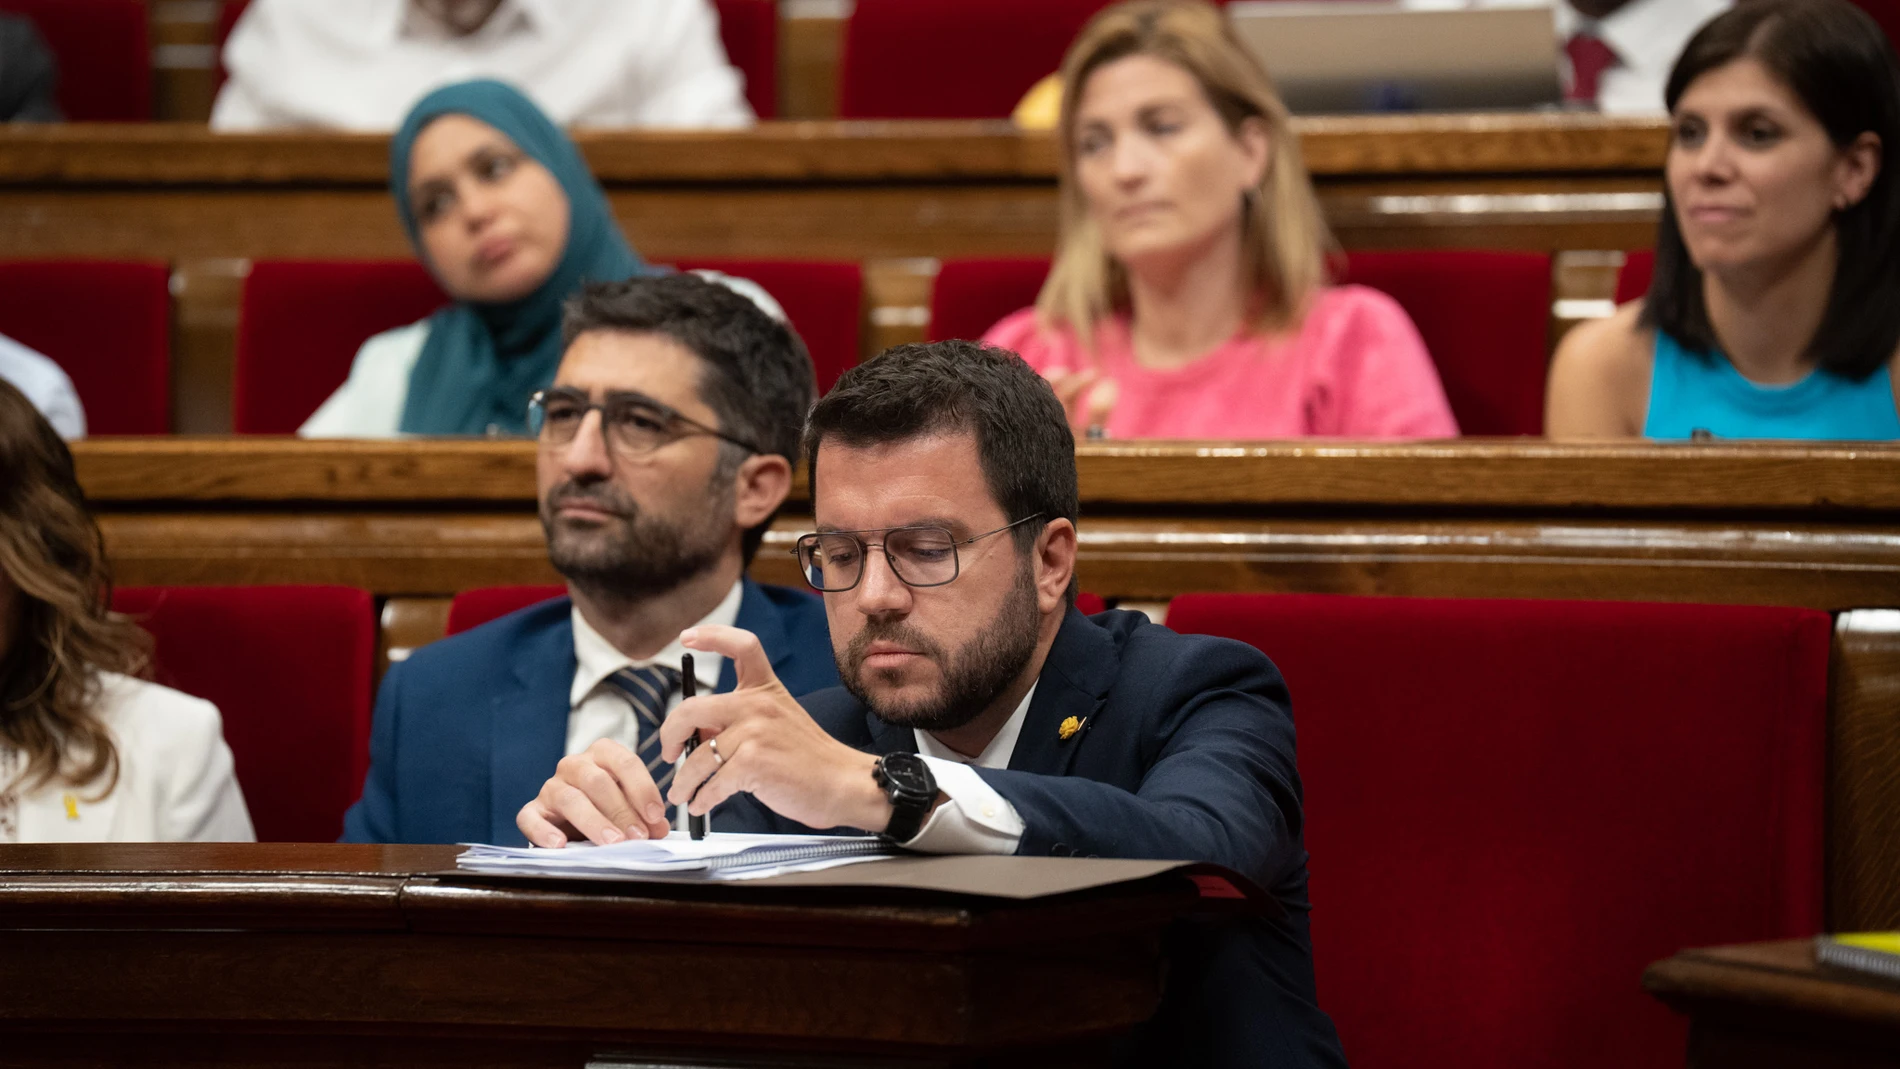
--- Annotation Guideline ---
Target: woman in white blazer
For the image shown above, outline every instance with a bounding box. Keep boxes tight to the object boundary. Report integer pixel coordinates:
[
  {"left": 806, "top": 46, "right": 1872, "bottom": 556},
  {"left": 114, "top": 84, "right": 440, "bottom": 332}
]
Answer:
[{"left": 0, "top": 380, "right": 254, "bottom": 843}]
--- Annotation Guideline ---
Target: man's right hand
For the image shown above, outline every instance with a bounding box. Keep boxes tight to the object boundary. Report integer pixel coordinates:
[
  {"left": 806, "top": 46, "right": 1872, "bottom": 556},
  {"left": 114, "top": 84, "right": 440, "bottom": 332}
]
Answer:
[{"left": 516, "top": 738, "right": 673, "bottom": 847}]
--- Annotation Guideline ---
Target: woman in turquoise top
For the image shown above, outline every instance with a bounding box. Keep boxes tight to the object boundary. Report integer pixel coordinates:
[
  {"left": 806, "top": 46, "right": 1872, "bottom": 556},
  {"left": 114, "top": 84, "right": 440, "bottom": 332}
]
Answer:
[{"left": 1547, "top": 0, "right": 1900, "bottom": 441}]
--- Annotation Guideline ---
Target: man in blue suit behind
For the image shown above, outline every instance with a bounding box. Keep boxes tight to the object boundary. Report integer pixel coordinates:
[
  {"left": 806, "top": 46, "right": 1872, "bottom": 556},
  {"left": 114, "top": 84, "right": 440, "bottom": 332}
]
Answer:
[
  {"left": 521, "top": 341, "right": 1347, "bottom": 1068},
  {"left": 342, "top": 274, "right": 837, "bottom": 845}
]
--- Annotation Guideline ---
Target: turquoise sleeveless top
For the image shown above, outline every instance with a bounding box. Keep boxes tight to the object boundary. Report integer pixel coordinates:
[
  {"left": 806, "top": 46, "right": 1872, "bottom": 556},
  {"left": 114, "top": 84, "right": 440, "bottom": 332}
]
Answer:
[{"left": 1643, "top": 331, "right": 1900, "bottom": 440}]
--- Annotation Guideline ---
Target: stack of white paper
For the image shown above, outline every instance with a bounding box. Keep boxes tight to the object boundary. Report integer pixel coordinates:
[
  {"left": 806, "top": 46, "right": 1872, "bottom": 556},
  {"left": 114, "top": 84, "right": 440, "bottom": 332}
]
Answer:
[{"left": 457, "top": 832, "right": 897, "bottom": 881}]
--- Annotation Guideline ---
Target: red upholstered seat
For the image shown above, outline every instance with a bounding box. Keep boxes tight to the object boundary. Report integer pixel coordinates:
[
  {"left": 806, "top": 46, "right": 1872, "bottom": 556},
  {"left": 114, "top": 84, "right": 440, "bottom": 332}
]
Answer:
[
  {"left": 1074, "top": 592, "right": 1106, "bottom": 615},
  {"left": 447, "top": 585, "right": 567, "bottom": 636},
  {"left": 1618, "top": 250, "right": 1657, "bottom": 307},
  {"left": 676, "top": 258, "right": 864, "bottom": 395},
  {"left": 0, "top": 261, "right": 171, "bottom": 434},
  {"left": 1337, "top": 250, "right": 1552, "bottom": 436},
  {"left": 113, "top": 586, "right": 378, "bottom": 843},
  {"left": 931, "top": 252, "right": 1552, "bottom": 435},
  {"left": 0, "top": 0, "right": 150, "bottom": 120},
  {"left": 234, "top": 260, "right": 447, "bottom": 434},
  {"left": 1855, "top": 0, "right": 1900, "bottom": 45},
  {"left": 1166, "top": 593, "right": 1828, "bottom": 1069},
  {"left": 928, "top": 258, "right": 1053, "bottom": 345},
  {"left": 713, "top": 0, "right": 777, "bottom": 119},
  {"left": 840, "top": 0, "right": 1114, "bottom": 119}
]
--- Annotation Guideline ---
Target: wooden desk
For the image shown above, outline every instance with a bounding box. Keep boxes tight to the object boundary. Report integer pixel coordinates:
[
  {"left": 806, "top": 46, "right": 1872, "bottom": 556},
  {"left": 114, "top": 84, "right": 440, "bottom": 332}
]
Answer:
[
  {"left": 1644, "top": 941, "right": 1900, "bottom": 1068},
  {"left": 0, "top": 843, "right": 1193, "bottom": 1068}
]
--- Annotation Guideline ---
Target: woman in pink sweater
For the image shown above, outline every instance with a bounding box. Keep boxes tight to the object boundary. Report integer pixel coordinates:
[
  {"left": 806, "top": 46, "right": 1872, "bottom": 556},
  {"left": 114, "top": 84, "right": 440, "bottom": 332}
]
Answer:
[{"left": 983, "top": 1, "right": 1457, "bottom": 440}]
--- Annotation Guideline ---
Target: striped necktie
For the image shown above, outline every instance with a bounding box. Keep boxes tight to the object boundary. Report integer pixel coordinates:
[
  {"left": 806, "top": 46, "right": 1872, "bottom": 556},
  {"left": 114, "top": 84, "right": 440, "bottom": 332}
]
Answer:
[{"left": 602, "top": 664, "right": 684, "bottom": 813}]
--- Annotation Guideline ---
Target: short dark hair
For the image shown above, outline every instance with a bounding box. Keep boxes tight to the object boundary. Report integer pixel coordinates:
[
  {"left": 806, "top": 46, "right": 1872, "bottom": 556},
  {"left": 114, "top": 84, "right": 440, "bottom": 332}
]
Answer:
[
  {"left": 1643, "top": 0, "right": 1900, "bottom": 380},
  {"left": 563, "top": 273, "right": 816, "bottom": 563},
  {"left": 803, "top": 341, "right": 1079, "bottom": 597}
]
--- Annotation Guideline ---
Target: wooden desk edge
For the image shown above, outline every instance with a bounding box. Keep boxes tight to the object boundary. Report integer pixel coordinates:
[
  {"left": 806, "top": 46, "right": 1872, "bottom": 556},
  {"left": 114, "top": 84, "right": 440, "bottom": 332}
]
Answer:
[{"left": 1643, "top": 941, "right": 1900, "bottom": 1029}]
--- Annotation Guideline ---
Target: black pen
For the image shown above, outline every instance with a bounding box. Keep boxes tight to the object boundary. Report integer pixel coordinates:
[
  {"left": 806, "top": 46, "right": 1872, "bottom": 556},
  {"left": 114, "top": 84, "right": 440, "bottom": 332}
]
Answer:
[{"left": 680, "top": 653, "right": 706, "bottom": 840}]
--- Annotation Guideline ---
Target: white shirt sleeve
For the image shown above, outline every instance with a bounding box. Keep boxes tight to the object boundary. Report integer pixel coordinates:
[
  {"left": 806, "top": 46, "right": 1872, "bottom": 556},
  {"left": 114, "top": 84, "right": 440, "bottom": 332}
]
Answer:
[
  {"left": 99, "top": 675, "right": 256, "bottom": 843},
  {"left": 623, "top": 0, "right": 754, "bottom": 129},
  {"left": 299, "top": 319, "right": 430, "bottom": 438},
  {"left": 900, "top": 757, "right": 1025, "bottom": 855}
]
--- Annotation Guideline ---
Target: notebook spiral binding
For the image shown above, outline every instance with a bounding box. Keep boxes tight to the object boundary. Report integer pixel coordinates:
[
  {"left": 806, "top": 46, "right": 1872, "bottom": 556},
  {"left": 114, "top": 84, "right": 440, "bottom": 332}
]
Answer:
[
  {"left": 707, "top": 838, "right": 897, "bottom": 874},
  {"left": 1815, "top": 936, "right": 1900, "bottom": 983}
]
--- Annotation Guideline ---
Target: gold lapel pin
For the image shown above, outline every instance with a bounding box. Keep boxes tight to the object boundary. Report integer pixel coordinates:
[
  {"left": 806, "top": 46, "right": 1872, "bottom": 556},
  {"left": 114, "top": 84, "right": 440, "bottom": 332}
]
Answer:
[
  {"left": 62, "top": 793, "right": 79, "bottom": 821},
  {"left": 1058, "top": 715, "right": 1085, "bottom": 741}
]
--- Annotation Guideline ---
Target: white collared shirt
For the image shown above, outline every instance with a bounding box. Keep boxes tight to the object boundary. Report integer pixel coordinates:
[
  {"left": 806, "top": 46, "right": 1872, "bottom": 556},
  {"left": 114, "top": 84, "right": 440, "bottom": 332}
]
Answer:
[
  {"left": 212, "top": 0, "right": 754, "bottom": 132},
  {"left": 901, "top": 685, "right": 1035, "bottom": 855},
  {"left": 1401, "top": 0, "right": 1732, "bottom": 114},
  {"left": 564, "top": 579, "right": 743, "bottom": 759}
]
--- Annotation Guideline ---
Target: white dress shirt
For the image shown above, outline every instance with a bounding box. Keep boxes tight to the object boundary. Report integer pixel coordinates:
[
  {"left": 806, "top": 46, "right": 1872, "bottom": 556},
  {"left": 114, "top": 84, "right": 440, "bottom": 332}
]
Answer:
[
  {"left": 0, "top": 331, "right": 84, "bottom": 439},
  {"left": 1410, "top": 0, "right": 1731, "bottom": 115},
  {"left": 213, "top": 0, "right": 754, "bottom": 132},
  {"left": 903, "top": 685, "right": 1034, "bottom": 855},
  {"left": 0, "top": 673, "right": 254, "bottom": 843},
  {"left": 565, "top": 580, "right": 743, "bottom": 757}
]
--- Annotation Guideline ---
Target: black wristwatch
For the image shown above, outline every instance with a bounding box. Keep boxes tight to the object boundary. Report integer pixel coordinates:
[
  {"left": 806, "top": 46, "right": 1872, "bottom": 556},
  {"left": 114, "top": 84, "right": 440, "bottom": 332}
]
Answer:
[{"left": 873, "top": 753, "right": 938, "bottom": 844}]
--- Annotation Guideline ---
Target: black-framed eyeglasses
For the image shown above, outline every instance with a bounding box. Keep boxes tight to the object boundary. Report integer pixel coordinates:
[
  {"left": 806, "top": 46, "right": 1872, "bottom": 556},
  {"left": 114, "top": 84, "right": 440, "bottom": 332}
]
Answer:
[
  {"left": 527, "top": 387, "right": 759, "bottom": 458},
  {"left": 794, "top": 514, "right": 1045, "bottom": 593}
]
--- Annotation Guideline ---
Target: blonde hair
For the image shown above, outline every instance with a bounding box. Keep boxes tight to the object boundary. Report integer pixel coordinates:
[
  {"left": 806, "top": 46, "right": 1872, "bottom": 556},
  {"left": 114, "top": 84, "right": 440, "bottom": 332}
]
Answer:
[{"left": 1037, "top": 0, "right": 1334, "bottom": 344}]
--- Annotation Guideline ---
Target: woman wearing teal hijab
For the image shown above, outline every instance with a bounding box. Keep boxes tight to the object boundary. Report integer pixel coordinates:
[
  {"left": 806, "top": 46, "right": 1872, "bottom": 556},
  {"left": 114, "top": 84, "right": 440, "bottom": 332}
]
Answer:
[{"left": 300, "top": 79, "right": 656, "bottom": 437}]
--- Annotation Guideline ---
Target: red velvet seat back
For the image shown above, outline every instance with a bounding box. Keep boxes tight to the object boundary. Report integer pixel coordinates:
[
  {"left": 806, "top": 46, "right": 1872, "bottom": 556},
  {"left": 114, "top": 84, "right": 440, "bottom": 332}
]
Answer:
[
  {"left": 234, "top": 260, "right": 448, "bottom": 434},
  {"left": 713, "top": 0, "right": 777, "bottom": 119},
  {"left": 1618, "top": 249, "right": 1657, "bottom": 307},
  {"left": 1167, "top": 593, "right": 1828, "bottom": 1069},
  {"left": 0, "top": 260, "right": 171, "bottom": 434},
  {"left": 675, "top": 258, "right": 864, "bottom": 395},
  {"left": 1855, "top": 0, "right": 1900, "bottom": 45},
  {"left": 113, "top": 586, "right": 378, "bottom": 843},
  {"left": 840, "top": 0, "right": 1113, "bottom": 119},
  {"left": 0, "top": 0, "right": 150, "bottom": 121},
  {"left": 928, "top": 258, "right": 1053, "bottom": 344},
  {"left": 447, "top": 585, "right": 567, "bottom": 636},
  {"left": 1337, "top": 250, "right": 1552, "bottom": 436}
]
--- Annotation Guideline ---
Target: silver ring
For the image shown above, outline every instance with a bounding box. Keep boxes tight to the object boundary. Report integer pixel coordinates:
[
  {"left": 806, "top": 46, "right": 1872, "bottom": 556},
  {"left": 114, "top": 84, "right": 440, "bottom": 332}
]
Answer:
[{"left": 707, "top": 737, "right": 724, "bottom": 767}]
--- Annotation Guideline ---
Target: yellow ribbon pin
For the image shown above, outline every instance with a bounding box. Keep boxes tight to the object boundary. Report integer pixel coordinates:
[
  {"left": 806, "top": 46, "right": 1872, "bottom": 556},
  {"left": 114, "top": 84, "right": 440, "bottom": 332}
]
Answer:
[
  {"left": 62, "top": 793, "right": 79, "bottom": 821},
  {"left": 1059, "top": 715, "right": 1085, "bottom": 741}
]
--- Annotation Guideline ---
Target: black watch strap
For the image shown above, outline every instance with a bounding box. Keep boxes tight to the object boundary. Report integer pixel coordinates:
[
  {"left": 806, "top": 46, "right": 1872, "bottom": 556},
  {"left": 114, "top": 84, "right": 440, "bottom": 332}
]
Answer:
[{"left": 874, "top": 753, "right": 937, "bottom": 843}]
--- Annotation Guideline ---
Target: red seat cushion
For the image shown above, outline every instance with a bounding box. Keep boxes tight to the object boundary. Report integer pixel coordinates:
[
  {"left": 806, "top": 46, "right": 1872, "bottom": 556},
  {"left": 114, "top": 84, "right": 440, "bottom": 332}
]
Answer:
[
  {"left": 0, "top": 0, "right": 150, "bottom": 121},
  {"left": 235, "top": 261, "right": 447, "bottom": 434},
  {"left": 113, "top": 586, "right": 378, "bottom": 843},
  {"left": 0, "top": 260, "right": 171, "bottom": 434},
  {"left": 928, "top": 258, "right": 1052, "bottom": 345},
  {"left": 713, "top": 0, "right": 777, "bottom": 120},
  {"left": 840, "top": 0, "right": 1115, "bottom": 119},
  {"left": 1338, "top": 250, "right": 1552, "bottom": 436},
  {"left": 677, "top": 258, "right": 863, "bottom": 395},
  {"left": 1167, "top": 593, "right": 1828, "bottom": 1069},
  {"left": 1855, "top": 0, "right": 1900, "bottom": 46},
  {"left": 1617, "top": 250, "right": 1656, "bottom": 307},
  {"left": 447, "top": 585, "right": 567, "bottom": 636}
]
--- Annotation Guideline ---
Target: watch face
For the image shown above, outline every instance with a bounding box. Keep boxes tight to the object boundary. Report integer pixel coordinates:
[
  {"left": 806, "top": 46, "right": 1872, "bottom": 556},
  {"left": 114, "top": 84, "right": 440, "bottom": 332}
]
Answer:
[{"left": 882, "top": 755, "right": 933, "bottom": 796}]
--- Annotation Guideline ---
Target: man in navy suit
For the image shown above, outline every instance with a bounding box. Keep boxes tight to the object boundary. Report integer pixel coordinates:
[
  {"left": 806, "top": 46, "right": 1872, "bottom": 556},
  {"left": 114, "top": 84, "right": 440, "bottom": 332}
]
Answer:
[
  {"left": 342, "top": 274, "right": 837, "bottom": 845},
  {"left": 520, "top": 341, "right": 1346, "bottom": 1067}
]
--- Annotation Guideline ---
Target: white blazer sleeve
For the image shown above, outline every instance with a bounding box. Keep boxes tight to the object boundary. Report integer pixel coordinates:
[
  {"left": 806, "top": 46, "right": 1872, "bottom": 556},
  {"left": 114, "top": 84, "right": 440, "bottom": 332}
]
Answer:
[
  {"left": 99, "top": 675, "right": 256, "bottom": 843},
  {"left": 299, "top": 320, "right": 431, "bottom": 438}
]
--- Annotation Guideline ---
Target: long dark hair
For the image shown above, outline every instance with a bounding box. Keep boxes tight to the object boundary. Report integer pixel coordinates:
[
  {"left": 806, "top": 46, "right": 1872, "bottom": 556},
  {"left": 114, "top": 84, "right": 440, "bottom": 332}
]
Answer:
[
  {"left": 1642, "top": 0, "right": 1900, "bottom": 380},
  {"left": 0, "top": 379, "right": 147, "bottom": 795}
]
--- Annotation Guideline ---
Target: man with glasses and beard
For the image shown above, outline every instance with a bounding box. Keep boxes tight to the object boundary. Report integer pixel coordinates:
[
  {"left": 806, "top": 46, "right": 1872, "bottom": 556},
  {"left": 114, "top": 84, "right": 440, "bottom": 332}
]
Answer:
[
  {"left": 341, "top": 274, "right": 836, "bottom": 845},
  {"left": 519, "top": 341, "right": 1347, "bottom": 1068}
]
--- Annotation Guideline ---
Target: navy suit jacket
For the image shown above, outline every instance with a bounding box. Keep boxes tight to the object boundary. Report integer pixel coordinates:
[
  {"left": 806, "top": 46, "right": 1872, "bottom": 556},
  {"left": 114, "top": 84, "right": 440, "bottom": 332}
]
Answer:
[
  {"left": 341, "top": 579, "right": 837, "bottom": 846},
  {"left": 715, "top": 607, "right": 1346, "bottom": 1069}
]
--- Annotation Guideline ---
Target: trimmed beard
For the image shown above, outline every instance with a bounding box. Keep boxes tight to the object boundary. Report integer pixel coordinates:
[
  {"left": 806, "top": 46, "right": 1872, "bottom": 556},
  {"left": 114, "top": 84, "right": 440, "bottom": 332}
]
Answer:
[
  {"left": 541, "top": 471, "right": 733, "bottom": 607},
  {"left": 838, "top": 556, "right": 1041, "bottom": 733}
]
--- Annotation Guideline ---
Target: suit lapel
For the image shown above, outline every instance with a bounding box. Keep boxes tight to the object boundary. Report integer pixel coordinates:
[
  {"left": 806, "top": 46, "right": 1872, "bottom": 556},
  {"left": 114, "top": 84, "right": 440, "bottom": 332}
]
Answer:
[
  {"left": 1007, "top": 608, "right": 1116, "bottom": 777},
  {"left": 490, "top": 613, "right": 577, "bottom": 844},
  {"left": 726, "top": 578, "right": 795, "bottom": 693}
]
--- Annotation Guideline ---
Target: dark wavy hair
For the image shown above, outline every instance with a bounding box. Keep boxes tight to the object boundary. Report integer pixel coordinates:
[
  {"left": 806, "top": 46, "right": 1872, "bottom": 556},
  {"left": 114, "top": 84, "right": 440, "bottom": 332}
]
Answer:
[
  {"left": 1641, "top": 0, "right": 1900, "bottom": 380},
  {"left": 0, "top": 379, "right": 147, "bottom": 795}
]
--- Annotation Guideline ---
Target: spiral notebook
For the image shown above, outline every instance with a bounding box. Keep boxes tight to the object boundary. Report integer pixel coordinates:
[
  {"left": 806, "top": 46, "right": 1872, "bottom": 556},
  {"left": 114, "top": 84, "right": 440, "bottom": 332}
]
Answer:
[
  {"left": 1815, "top": 932, "right": 1900, "bottom": 983},
  {"left": 457, "top": 833, "right": 899, "bottom": 882}
]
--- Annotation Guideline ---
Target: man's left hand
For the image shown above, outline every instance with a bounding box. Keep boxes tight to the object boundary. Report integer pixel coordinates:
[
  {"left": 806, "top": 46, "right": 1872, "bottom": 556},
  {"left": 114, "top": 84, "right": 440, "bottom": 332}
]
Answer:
[{"left": 661, "top": 625, "right": 895, "bottom": 834}]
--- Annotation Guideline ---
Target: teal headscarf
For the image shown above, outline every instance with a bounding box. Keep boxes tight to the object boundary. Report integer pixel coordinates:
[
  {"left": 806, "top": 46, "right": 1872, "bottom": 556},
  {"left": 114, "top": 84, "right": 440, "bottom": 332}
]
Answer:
[{"left": 390, "top": 80, "right": 654, "bottom": 435}]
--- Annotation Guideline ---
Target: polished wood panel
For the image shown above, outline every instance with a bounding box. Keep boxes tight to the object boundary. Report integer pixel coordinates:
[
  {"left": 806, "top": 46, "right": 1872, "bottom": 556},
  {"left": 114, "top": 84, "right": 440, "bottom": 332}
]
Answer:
[
  {"left": 1644, "top": 941, "right": 1900, "bottom": 1068},
  {"left": 0, "top": 843, "right": 1190, "bottom": 1068},
  {"left": 1828, "top": 613, "right": 1900, "bottom": 934}
]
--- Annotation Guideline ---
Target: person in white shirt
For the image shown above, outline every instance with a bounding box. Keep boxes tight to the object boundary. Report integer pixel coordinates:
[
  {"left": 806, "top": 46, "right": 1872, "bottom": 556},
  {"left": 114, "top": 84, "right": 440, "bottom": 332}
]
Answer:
[
  {"left": 1407, "top": 0, "right": 1732, "bottom": 114},
  {"left": 212, "top": 0, "right": 753, "bottom": 132},
  {"left": 0, "top": 332, "right": 84, "bottom": 439},
  {"left": 0, "top": 379, "right": 253, "bottom": 844}
]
